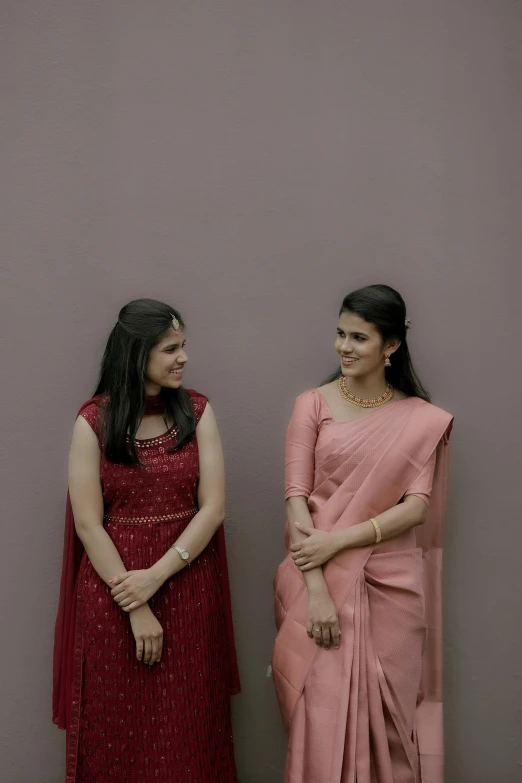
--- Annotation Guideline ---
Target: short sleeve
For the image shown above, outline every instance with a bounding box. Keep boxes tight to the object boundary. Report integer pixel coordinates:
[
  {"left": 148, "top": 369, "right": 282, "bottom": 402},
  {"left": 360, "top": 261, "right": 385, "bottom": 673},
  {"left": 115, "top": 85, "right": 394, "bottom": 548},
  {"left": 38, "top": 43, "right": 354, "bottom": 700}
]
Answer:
[
  {"left": 79, "top": 401, "right": 102, "bottom": 440},
  {"left": 405, "top": 449, "right": 437, "bottom": 505},
  {"left": 285, "top": 390, "right": 320, "bottom": 500},
  {"left": 187, "top": 389, "right": 208, "bottom": 424}
]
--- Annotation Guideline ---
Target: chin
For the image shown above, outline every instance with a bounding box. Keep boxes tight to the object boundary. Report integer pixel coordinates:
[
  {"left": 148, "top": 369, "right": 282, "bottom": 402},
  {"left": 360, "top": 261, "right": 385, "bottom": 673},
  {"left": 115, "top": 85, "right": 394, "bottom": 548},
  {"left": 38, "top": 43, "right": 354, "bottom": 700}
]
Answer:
[
  {"left": 160, "top": 379, "right": 182, "bottom": 390},
  {"left": 340, "top": 365, "right": 360, "bottom": 377}
]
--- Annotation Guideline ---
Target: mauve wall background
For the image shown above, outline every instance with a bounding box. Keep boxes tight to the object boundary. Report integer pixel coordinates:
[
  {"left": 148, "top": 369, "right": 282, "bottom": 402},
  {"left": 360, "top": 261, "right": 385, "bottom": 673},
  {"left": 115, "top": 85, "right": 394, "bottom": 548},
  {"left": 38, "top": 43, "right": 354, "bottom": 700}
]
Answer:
[{"left": 1, "top": 1, "right": 521, "bottom": 781}]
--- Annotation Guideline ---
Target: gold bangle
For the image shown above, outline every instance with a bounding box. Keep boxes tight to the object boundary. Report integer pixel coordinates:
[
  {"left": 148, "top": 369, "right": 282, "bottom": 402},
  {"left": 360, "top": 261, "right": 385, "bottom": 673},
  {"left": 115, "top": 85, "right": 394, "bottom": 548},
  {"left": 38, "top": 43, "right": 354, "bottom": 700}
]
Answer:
[{"left": 369, "top": 517, "right": 382, "bottom": 544}]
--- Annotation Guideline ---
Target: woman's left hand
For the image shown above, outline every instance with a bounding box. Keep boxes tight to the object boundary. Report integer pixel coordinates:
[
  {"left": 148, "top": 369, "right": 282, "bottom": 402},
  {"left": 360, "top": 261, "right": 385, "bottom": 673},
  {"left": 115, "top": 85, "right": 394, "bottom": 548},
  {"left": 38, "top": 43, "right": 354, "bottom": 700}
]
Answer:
[
  {"left": 290, "top": 524, "right": 340, "bottom": 570},
  {"left": 109, "top": 569, "right": 163, "bottom": 612}
]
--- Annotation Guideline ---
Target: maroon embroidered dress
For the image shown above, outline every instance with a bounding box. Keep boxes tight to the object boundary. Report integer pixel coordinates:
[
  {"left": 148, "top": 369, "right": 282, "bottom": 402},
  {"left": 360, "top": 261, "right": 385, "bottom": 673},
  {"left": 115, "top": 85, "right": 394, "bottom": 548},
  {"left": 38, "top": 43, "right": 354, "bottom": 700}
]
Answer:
[{"left": 60, "top": 390, "right": 238, "bottom": 783}]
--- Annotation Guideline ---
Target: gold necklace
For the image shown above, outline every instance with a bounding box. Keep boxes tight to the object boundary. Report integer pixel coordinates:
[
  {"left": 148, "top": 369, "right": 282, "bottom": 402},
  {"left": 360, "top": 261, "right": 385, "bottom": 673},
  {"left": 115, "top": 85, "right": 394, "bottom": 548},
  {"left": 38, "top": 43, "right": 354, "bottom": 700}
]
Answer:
[{"left": 337, "top": 375, "right": 393, "bottom": 408}]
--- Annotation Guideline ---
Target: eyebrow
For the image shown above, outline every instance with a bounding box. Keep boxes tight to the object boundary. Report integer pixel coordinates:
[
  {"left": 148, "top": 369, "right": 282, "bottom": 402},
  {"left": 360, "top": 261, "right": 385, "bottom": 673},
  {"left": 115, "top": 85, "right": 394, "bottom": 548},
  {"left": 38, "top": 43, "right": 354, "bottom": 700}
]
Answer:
[
  {"left": 337, "top": 327, "right": 370, "bottom": 337},
  {"left": 162, "top": 340, "right": 184, "bottom": 349}
]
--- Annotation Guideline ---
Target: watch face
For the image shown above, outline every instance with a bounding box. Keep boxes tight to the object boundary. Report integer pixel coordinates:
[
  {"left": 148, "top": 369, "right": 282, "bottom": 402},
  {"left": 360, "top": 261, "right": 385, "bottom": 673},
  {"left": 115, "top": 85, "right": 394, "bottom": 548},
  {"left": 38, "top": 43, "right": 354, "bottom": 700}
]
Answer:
[{"left": 181, "top": 550, "right": 189, "bottom": 560}]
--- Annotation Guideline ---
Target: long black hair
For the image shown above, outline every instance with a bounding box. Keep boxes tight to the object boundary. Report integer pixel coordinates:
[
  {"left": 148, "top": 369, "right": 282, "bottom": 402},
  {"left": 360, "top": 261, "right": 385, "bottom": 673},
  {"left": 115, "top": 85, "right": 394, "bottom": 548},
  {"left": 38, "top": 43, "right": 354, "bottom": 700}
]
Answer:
[
  {"left": 322, "top": 284, "right": 430, "bottom": 401},
  {"left": 94, "top": 298, "right": 197, "bottom": 464}
]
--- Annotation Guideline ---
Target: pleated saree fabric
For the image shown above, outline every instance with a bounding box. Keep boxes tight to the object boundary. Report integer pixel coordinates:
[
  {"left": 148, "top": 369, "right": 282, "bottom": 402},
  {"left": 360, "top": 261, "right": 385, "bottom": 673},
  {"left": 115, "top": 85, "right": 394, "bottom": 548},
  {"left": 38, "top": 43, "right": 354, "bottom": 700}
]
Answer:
[{"left": 273, "top": 391, "right": 453, "bottom": 783}]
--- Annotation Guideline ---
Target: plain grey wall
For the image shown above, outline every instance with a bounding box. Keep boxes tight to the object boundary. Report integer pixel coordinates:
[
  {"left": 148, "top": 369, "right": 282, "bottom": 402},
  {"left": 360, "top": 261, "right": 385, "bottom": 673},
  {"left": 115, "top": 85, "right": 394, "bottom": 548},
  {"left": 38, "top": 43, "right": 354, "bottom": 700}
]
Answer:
[{"left": 1, "top": 2, "right": 521, "bottom": 781}]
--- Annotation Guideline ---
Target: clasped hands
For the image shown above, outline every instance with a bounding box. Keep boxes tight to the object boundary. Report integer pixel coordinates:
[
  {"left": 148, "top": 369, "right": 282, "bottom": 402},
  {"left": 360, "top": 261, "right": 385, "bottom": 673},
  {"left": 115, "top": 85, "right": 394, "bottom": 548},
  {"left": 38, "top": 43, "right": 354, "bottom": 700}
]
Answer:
[
  {"left": 290, "top": 523, "right": 340, "bottom": 570},
  {"left": 109, "top": 569, "right": 165, "bottom": 666},
  {"left": 291, "top": 524, "right": 343, "bottom": 650},
  {"left": 109, "top": 568, "right": 163, "bottom": 612}
]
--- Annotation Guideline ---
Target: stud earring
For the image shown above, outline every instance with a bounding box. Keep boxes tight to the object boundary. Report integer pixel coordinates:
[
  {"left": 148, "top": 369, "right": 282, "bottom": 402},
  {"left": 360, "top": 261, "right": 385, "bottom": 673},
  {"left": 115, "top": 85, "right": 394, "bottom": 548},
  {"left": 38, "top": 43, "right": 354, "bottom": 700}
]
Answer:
[{"left": 384, "top": 353, "right": 391, "bottom": 367}]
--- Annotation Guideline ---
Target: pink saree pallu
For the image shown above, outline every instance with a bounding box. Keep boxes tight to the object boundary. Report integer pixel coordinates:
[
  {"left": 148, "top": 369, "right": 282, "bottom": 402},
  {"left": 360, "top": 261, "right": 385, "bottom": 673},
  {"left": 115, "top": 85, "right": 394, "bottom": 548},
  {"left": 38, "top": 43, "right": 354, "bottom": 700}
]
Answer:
[{"left": 273, "top": 392, "right": 453, "bottom": 783}]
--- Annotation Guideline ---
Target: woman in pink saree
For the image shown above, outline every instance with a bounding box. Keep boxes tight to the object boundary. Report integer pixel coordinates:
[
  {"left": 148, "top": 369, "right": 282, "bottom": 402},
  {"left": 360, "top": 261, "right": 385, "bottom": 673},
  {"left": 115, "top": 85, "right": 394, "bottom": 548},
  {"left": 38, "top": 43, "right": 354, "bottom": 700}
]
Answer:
[{"left": 273, "top": 285, "right": 453, "bottom": 783}]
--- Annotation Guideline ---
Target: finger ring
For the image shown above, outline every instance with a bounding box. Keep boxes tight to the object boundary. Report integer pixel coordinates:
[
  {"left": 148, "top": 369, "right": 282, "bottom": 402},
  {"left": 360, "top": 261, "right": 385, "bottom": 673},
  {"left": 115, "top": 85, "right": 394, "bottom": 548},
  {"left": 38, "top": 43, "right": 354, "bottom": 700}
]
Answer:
[{"left": 314, "top": 626, "right": 321, "bottom": 633}]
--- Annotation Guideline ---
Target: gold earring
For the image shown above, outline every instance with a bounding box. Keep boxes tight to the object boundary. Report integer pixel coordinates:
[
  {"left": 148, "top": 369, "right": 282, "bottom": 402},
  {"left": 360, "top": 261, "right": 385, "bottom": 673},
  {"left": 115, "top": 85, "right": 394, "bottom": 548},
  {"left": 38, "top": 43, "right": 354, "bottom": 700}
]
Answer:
[{"left": 384, "top": 353, "right": 391, "bottom": 367}]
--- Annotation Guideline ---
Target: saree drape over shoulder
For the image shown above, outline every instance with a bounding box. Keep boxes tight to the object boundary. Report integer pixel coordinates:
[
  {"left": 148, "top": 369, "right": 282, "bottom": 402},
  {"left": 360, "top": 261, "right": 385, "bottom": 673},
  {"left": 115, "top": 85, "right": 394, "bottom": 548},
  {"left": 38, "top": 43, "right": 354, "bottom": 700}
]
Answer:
[{"left": 273, "top": 391, "right": 453, "bottom": 783}]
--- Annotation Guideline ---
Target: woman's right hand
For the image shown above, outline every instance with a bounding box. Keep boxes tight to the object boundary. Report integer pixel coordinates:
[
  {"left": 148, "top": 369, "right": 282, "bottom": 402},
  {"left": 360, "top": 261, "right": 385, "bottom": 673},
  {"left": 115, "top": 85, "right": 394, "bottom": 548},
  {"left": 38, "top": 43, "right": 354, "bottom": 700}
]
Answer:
[
  {"left": 306, "top": 590, "right": 340, "bottom": 650},
  {"left": 129, "top": 604, "right": 164, "bottom": 665}
]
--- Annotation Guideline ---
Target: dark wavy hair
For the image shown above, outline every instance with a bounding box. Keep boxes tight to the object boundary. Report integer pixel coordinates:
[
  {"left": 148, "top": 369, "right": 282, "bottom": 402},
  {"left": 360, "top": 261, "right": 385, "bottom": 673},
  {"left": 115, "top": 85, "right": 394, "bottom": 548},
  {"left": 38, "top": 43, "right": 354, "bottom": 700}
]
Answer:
[
  {"left": 322, "top": 284, "right": 430, "bottom": 401},
  {"left": 94, "top": 298, "right": 197, "bottom": 464}
]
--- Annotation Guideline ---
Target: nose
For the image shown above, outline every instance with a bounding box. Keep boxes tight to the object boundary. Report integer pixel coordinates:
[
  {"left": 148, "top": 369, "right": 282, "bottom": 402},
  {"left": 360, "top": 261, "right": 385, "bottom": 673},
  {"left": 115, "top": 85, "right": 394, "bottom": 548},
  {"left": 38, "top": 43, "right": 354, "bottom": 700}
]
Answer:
[
  {"left": 339, "top": 337, "right": 353, "bottom": 354},
  {"left": 177, "top": 350, "right": 188, "bottom": 365}
]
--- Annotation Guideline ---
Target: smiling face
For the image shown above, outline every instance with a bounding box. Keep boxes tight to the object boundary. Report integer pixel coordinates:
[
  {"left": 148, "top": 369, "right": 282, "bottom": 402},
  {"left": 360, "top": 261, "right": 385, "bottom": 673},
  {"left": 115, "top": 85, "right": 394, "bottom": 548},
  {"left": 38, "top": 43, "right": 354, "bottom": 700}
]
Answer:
[
  {"left": 144, "top": 327, "right": 188, "bottom": 394},
  {"left": 335, "top": 311, "right": 400, "bottom": 381}
]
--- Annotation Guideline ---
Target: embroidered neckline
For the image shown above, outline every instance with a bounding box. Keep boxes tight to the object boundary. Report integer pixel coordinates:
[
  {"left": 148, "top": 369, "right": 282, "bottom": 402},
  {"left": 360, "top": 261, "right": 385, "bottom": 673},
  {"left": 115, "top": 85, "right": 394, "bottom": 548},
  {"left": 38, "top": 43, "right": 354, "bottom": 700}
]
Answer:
[{"left": 126, "top": 425, "right": 178, "bottom": 447}]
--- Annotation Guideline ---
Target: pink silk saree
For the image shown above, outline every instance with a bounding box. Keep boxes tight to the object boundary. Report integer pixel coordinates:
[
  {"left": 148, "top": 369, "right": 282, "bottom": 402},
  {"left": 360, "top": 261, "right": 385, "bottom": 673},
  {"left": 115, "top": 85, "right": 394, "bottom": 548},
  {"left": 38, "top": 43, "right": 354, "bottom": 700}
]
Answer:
[{"left": 273, "top": 391, "right": 453, "bottom": 783}]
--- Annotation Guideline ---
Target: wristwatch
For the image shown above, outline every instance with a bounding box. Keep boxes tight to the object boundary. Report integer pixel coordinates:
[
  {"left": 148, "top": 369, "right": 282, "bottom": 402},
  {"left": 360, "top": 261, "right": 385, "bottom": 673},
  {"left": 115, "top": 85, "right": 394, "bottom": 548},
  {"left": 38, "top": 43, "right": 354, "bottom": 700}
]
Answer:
[{"left": 172, "top": 544, "right": 190, "bottom": 563}]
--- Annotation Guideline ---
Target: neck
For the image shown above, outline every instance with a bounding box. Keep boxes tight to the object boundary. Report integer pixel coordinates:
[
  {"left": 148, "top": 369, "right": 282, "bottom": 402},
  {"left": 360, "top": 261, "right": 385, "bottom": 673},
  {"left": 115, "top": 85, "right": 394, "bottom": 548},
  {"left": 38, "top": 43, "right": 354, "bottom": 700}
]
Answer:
[
  {"left": 144, "top": 381, "right": 162, "bottom": 396},
  {"left": 143, "top": 388, "right": 166, "bottom": 416},
  {"left": 342, "top": 370, "right": 389, "bottom": 400}
]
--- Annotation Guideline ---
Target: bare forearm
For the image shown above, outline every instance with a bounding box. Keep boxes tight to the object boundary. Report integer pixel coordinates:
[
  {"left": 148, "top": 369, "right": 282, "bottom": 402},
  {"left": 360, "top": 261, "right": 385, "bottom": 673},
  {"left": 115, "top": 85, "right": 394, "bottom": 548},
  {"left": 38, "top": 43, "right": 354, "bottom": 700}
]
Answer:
[
  {"left": 286, "top": 496, "right": 329, "bottom": 595},
  {"left": 76, "top": 524, "right": 128, "bottom": 585},
  {"left": 150, "top": 506, "right": 225, "bottom": 583},
  {"left": 334, "top": 496, "right": 427, "bottom": 553}
]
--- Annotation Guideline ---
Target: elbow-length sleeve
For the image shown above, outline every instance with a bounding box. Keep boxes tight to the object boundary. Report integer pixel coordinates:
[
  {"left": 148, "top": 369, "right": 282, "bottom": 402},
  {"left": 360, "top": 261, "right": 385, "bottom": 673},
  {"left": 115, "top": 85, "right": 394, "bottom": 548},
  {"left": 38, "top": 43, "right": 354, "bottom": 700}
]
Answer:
[
  {"left": 405, "top": 449, "right": 437, "bottom": 505},
  {"left": 285, "top": 391, "right": 320, "bottom": 500}
]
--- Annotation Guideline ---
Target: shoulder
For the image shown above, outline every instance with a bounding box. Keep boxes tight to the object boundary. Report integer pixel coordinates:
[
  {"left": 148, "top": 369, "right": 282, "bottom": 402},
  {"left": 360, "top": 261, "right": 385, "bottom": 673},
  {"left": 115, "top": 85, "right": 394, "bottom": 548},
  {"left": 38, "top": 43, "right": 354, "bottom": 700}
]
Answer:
[
  {"left": 295, "top": 388, "right": 322, "bottom": 408},
  {"left": 186, "top": 388, "right": 208, "bottom": 405},
  {"left": 414, "top": 398, "right": 453, "bottom": 422},
  {"left": 77, "top": 395, "right": 106, "bottom": 436},
  {"left": 410, "top": 398, "right": 454, "bottom": 439},
  {"left": 290, "top": 387, "right": 324, "bottom": 423},
  {"left": 185, "top": 388, "right": 209, "bottom": 424}
]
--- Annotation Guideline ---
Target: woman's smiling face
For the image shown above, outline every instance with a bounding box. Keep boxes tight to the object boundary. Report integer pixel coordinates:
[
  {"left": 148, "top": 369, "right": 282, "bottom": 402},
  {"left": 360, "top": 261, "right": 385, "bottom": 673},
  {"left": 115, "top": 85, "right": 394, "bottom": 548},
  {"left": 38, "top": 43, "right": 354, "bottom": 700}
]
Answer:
[
  {"left": 335, "top": 311, "right": 399, "bottom": 379},
  {"left": 144, "top": 327, "right": 188, "bottom": 394}
]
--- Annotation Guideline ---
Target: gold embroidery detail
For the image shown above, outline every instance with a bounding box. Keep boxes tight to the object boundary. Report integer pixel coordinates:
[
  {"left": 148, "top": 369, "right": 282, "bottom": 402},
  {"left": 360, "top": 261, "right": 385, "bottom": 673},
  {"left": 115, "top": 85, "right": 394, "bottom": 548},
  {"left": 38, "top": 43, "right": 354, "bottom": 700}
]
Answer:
[
  {"left": 125, "top": 426, "right": 178, "bottom": 448},
  {"left": 105, "top": 509, "right": 197, "bottom": 525}
]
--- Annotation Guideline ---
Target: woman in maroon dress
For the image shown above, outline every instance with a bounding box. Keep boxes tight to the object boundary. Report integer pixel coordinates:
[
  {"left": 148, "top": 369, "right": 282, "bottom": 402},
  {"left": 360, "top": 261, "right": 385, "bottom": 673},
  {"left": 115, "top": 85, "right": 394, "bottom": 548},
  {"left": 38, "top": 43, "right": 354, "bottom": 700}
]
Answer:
[{"left": 53, "top": 298, "right": 240, "bottom": 783}]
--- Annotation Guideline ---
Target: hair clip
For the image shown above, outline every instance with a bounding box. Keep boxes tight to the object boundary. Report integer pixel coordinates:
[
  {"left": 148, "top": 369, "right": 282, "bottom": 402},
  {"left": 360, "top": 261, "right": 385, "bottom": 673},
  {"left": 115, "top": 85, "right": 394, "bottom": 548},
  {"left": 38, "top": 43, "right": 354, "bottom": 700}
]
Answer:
[
  {"left": 171, "top": 314, "right": 180, "bottom": 332},
  {"left": 405, "top": 318, "right": 411, "bottom": 329}
]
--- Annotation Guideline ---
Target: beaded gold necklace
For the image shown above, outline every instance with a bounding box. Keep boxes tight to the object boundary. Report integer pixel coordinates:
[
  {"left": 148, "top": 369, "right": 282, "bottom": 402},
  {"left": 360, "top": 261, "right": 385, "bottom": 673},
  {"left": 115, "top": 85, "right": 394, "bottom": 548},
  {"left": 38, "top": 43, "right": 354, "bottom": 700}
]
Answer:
[{"left": 337, "top": 375, "right": 394, "bottom": 408}]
